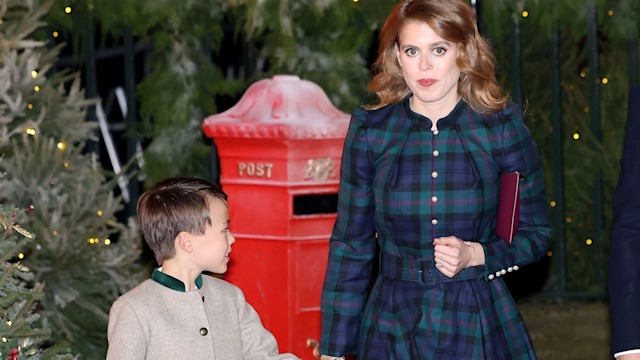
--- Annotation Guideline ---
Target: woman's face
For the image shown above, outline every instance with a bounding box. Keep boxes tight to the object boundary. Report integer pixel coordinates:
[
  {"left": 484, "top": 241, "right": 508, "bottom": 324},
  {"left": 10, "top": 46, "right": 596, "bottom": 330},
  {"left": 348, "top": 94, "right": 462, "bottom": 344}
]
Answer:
[{"left": 395, "top": 21, "right": 461, "bottom": 119}]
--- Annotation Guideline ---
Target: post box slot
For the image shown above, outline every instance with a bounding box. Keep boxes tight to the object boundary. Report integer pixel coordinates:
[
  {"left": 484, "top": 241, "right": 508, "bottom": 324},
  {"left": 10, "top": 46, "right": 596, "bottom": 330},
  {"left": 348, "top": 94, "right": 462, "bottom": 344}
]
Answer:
[{"left": 293, "top": 193, "right": 338, "bottom": 215}]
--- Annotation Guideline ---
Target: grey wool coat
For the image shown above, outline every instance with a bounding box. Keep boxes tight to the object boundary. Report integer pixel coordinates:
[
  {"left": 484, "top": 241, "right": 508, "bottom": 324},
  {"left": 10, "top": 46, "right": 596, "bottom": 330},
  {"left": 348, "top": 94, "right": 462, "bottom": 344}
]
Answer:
[{"left": 107, "top": 274, "right": 300, "bottom": 360}]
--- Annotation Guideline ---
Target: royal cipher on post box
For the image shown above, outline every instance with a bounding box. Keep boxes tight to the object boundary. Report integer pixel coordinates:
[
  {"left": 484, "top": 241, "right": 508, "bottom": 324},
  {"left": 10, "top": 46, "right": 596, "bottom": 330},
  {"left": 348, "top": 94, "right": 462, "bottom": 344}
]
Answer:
[{"left": 202, "top": 75, "right": 349, "bottom": 359}]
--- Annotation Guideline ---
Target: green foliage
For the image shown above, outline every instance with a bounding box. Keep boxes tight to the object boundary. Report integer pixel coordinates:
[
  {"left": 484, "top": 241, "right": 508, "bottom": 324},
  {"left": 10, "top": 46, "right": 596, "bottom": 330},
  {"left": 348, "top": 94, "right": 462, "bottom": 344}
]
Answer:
[
  {"left": 483, "top": 0, "right": 635, "bottom": 293},
  {"left": 1, "top": 0, "right": 148, "bottom": 357},
  {"left": 0, "top": 205, "right": 74, "bottom": 359}
]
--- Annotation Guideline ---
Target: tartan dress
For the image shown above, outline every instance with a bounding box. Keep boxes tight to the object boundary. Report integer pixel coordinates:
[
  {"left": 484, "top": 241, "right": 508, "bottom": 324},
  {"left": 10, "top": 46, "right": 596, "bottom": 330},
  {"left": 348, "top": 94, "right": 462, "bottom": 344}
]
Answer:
[{"left": 320, "top": 98, "right": 551, "bottom": 359}]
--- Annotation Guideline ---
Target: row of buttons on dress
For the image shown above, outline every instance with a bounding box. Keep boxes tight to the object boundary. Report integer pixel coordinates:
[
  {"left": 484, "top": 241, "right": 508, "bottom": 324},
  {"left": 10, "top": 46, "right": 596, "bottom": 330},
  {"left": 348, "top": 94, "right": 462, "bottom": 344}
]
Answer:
[
  {"left": 487, "top": 265, "right": 520, "bottom": 280},
  {"left": 430, "top": 128, "right": 519, "bottom": 282},
  {"left": 431, "top": 129, "right": 440, "bottom": 226}
]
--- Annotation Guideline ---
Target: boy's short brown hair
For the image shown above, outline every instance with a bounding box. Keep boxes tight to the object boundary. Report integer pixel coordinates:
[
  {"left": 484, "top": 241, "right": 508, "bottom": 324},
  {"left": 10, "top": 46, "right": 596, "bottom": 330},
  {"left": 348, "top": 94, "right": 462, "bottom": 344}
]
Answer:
[{"left": 137, "top": 177, "right": 228, "bottom": 265}]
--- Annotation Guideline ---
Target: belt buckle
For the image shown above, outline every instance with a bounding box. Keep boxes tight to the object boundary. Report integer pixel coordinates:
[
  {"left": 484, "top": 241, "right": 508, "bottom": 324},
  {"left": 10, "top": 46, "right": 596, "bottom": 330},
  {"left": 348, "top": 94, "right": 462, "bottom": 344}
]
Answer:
[{"left": 418, "top": 259, "right": 436, "bottom": 286}]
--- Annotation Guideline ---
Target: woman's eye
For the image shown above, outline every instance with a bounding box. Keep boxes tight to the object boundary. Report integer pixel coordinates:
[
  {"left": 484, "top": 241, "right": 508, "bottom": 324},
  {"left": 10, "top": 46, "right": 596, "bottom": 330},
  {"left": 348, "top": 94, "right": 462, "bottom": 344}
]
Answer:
[
  {"left": 405, "top": 48, "right": 418, "bottom": 57},
  {"left": 433, "top": 47, "right": 446, "bottom": 56}
]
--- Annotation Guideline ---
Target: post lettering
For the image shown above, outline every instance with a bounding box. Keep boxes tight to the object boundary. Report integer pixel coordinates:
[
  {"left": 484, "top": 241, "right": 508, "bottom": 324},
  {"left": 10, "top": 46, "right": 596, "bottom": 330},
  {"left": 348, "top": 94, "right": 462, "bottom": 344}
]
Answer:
[{"left": 237, "top": 162, "right": 273, "bottom": 178}]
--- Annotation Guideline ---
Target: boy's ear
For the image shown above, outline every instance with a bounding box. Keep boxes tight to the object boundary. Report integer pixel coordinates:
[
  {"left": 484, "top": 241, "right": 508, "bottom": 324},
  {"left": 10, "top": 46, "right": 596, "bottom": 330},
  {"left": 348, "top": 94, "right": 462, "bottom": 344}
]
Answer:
[{"left": 176, "top": 231, "right": 193, "bottom": 253}]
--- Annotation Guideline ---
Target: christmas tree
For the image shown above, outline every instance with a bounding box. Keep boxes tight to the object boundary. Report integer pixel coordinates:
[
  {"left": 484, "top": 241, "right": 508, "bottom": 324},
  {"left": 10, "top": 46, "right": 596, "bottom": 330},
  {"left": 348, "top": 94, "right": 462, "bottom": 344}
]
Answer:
[
  {"left": 0, "top": 0, "right": 148, "bottom": 357},
  {"left": 0, "top": 205, "right": 73, "bottom": 360}
]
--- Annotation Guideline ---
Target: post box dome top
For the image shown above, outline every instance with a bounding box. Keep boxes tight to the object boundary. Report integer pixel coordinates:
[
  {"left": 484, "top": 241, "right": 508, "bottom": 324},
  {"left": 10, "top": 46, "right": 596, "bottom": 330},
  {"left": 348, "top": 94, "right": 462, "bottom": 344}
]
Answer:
[{"left": 202, "top": 75, "right": 350, "bottom": 139}]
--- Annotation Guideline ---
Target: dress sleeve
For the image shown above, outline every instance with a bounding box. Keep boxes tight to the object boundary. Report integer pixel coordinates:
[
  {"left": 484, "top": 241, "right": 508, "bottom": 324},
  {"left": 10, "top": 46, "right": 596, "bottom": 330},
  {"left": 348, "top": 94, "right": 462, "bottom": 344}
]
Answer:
[
  {"left": 319, "top": 107, "right": 376, "bottom": 356},
  {"left": 482, "top": 104, "right": 552, "bottom": 271},
  {"left": 107, "top": 298, "right": 147, "bottom": 360},
  {"left": 236, "top": 286, "right": 300, "bottom": 360}
]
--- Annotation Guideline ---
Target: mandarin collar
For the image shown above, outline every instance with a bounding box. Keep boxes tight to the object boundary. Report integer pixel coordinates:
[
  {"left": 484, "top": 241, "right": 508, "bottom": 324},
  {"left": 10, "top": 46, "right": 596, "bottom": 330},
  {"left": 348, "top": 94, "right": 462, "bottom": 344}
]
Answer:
[{"left": 151, "top": 267, "right": 203, "bottom": 292}]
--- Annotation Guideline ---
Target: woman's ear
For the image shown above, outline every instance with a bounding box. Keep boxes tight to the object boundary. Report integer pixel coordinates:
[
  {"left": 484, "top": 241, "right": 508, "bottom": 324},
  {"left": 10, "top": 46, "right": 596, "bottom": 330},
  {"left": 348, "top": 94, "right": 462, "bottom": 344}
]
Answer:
[{"left": 176, "top": 231, "right": 193, "bottom": 253}]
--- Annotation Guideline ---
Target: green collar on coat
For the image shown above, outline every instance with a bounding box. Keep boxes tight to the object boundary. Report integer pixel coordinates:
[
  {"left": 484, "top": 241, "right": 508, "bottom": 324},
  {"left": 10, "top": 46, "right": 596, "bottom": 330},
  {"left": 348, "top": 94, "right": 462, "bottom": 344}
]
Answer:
[{"left": 151, "top": 267, "right": 203, "bottom": 292}]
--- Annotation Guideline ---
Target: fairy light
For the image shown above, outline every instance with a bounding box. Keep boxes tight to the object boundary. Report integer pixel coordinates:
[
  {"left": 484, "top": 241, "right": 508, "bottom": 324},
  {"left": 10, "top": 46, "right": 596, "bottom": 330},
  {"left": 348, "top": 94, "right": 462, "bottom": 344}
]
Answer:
[
  {"left": 63, "top": 161, "right": 70, "bottom": 168},
  {"left": 31, "top": 70, "right": 38, "bottom": 78},
  {"left": 18, "top": 253, "right": 24, "bottom": 259},
  {"left": 607, "top": 9, "right": 614, "bottom": 16},
  {"left": 566, "top": 217, "right": 572, "bottom": 223},
  {"left": 53, "top": 31, "right": 59, "bottom": 38},
  {"left": 26, "top": 128, "right": 37, "bottom": 136},
  {"left": 602, "top": 77, "right": 609, "bottom": 84},
  {"left": 573, "top": 132, "right": 580, "bottom": 140},
  {"left": 27, "top": 104, "right": 33, "bottom": 109},
  {"left": 547, "top": 251, "right": 553, "bottom": 257},
  {"left": 104, "top": 239, "right": 112, "bottom": 245},
  {"left": 57, "top": 141, "right": 66, "bottom": 150},
  {"left": 97, "top": 210, "right": 103, "bottom": 216},
  {"left": 522, "top": 10, "right": 529, "bottom": 18},
  {"left": 34, "top": 85, "right": 40, "bottom": 92},
  {"left": 586, "top": 238, "right": 593, "bottom": 246},
  {"left": 64, "top": 6, "right": 72, "bottom": 14},
  {"left": 550, "top": 201, "right": 557, "bottom": 207}
]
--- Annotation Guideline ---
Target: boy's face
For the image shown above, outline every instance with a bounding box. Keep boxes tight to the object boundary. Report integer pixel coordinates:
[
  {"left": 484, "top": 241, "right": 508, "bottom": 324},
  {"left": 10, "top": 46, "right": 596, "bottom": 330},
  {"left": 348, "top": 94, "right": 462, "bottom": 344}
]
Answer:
[{"left": 190, "top": 197, "right": 235, "bottom": 274}]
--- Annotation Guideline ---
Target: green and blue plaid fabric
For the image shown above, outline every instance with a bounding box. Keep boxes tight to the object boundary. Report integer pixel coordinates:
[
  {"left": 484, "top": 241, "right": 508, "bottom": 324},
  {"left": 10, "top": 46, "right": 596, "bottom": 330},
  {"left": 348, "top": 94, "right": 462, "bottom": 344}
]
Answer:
[{"left": 320, "top": 97, "right": 550, "bottom": 359}]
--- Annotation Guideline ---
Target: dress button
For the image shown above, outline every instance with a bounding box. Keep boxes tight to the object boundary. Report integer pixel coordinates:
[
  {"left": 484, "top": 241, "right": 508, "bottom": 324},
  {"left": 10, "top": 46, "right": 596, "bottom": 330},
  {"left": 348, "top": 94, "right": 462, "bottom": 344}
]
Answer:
[
  {"left": 507, "top": 266, "right": 513, "bottom": 272},
  {"left": 431, "top": 196, "right": 438, "bottom": 202},
  {"left": 488, "top": 274, "right": 495, "bottom": 280},
  {"left": 513, "top": 265, "right": 520, "bottom": 271},
  {"left": 501, "top": 269, "right": 507, "bottom": 275},
  {"left": 431, "top": 218, "right": 438, "bottom": 225},
  {"left": 495, "top": 271, "right": 502, "bottom": 277},
  {"left": 433, "top": 150, "right": 440, "bottom": 157},
  {"left": 433, "top": 130, "right": 440, "bottom": 135},
  {"left": 431, "top": 171, "right": 438, "bottom": 178},
  {"left": 199, "top": 327, "right": 208, "bottom": 336}
]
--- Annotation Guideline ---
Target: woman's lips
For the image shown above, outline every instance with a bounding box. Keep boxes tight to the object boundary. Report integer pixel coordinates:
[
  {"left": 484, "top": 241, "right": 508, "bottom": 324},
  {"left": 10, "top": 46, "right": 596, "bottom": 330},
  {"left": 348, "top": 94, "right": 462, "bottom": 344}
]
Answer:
[{"left": 417, "top": 79, "right": 436, "bottom": 86}]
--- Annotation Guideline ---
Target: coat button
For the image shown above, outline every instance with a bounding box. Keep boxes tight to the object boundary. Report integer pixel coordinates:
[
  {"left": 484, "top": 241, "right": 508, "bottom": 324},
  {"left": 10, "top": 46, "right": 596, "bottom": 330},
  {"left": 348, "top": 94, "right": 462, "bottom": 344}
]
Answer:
[
  {"left": 199, "top": 327, "right": 208, "bottom": 336},
  {"left": 431, "top": 196, "right": 438, "bottom": 202},
  {"left": 431, "top": 218, "right": 438, "bottom": 225},
  {"left": 431, "top": 171, "right": 438, "bottom": 178},
  {"left": 432, "top": 150, "right": 440, "bottom": 157}
]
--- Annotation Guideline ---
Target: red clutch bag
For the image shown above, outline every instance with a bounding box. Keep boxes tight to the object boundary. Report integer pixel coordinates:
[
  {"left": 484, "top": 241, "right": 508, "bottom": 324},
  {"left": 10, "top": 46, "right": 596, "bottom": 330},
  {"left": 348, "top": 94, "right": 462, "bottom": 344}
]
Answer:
[{"left": 496, "top": 172, "right": 520, "bottom": 245}]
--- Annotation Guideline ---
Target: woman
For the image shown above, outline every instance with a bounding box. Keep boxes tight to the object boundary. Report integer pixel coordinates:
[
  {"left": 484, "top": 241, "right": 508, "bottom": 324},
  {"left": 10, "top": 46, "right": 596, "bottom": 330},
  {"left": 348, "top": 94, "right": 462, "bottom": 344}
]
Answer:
[{"left": 319, "top": 0, "right": 551, "bottom": 359}]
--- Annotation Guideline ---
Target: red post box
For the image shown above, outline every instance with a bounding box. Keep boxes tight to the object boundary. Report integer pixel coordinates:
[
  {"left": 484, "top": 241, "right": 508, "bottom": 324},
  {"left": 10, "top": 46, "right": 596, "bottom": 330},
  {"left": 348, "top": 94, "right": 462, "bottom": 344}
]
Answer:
[{"left": 202, "top": 75, "right": 349, "bottom": 359}]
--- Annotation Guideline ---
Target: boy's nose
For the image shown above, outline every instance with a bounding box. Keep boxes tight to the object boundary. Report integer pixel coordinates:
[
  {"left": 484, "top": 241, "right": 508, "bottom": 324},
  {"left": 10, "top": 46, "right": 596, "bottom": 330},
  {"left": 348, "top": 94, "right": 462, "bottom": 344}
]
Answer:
[{"left": 229, "top": 232, "right": 236, "bottom": 244}]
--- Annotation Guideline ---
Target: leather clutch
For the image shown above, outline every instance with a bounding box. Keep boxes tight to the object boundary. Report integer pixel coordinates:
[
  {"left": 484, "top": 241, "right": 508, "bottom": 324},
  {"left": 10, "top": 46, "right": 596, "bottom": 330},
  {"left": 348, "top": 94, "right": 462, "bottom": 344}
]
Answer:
[{"left": 496, "top": 172, "right": 520, "bottom": 245}]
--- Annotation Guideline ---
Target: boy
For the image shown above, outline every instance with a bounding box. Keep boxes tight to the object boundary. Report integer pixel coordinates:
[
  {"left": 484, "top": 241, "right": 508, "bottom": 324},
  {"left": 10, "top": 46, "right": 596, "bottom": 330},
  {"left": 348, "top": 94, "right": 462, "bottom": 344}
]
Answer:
[{"left": 107, "top": 177, "right": 299, "bottom": 359}]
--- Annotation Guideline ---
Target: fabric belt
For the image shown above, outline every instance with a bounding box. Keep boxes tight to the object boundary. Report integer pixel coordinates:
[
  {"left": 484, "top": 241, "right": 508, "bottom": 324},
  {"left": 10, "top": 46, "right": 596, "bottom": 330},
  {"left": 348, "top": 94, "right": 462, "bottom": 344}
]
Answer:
[{"left": 380, "top": 252, "right": 484, "bottom": 286}]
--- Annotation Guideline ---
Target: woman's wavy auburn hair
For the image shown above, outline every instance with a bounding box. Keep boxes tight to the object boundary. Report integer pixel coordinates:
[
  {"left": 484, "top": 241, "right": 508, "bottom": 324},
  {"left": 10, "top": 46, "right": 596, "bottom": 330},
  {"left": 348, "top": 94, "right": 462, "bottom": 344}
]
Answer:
[{"left": 367, "top": 0, "right": 508, "bottom": 114}]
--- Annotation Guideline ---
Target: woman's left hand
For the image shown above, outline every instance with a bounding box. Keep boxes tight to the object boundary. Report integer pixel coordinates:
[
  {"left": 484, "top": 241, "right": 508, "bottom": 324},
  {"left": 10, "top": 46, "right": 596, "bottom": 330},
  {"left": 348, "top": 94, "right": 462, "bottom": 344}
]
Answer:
[{"left": 433, "top": 236, "right": 474, "bottom": 278}]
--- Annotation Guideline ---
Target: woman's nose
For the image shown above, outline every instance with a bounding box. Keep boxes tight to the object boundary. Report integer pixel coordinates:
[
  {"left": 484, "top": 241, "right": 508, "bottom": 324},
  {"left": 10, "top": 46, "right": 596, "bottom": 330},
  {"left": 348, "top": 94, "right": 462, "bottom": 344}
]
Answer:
[{"left": 420, "top": 55, "right": 431, "bottom": 70}]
